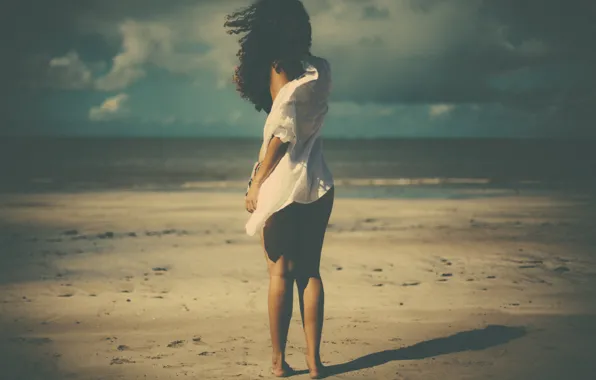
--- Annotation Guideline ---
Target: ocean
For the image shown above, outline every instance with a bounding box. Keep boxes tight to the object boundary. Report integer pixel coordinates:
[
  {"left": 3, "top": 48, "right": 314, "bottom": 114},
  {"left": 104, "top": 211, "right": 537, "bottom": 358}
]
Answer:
[{"left": 1, "top": 137, "right": 595, "bottom": 198}]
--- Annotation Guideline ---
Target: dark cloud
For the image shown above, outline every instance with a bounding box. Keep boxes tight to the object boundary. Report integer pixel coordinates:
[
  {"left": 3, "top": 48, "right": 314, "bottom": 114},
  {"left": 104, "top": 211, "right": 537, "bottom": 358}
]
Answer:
[
  {"left": 358, "top": 36, "right": 384, "bottom": 47},
  {"left": 362, "top": 5, "right": 390, "bottom": 20},
  {"left": 1, "top": 0, "right": 595, "bottom": 137},
  {"left": 481, "top": 0, "right": 596, "bottom": 59},
  {"left": 407, "top": 0, "right": 444, "bottom": 14},
  {"left": 1, "top": 0, "right": 201, "bottom": 69},
  {"left": 327, "top": 0, "right": 596, "bottom": 136},
  {"left": 0, "top": 0, "right": 203, "bottom": 126}
]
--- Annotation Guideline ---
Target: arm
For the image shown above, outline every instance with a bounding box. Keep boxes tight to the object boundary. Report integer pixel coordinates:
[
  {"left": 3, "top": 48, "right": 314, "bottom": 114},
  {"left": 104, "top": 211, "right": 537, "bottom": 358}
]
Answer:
[
  {"left": 244, "top": 65, "right": 291, "bottom": 213},
  {"left": 253, "top": 64, "right": 292, "bottom": 187},
  {"left": 252, "top": 137, "right": 289, "bottom": 187}
]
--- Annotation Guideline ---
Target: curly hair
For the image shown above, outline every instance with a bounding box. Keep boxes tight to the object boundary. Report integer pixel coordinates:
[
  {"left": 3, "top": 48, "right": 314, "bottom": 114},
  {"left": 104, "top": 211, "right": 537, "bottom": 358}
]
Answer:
[{"left": 224, "top": 0, "right": 312, "bottom": 114}]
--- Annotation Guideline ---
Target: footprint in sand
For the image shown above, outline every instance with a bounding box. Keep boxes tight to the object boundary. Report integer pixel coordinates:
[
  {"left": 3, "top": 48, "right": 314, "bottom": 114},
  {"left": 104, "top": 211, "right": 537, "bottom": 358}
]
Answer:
[
  {"left": 97, "top": 231, "right": 115, "bottom": 239},
  {"left": 110, "top": 357, "right": 135, "bottom": 365},
  {"left": 146, "top": 354, "right": 169, "bottom": 360},
  {"left": 167, "top": 340, "right": 186, "bottom": 348},
  {"left": 152, "top": 267, "right": 169, "bottom": 276},
  {"left": 97, "top": 303, "right": 116, "bottom": 316},
  {"left": 514, "top": 258, "right": 543, "bottom": 269},
  {"left": 118, "top": 283, "right": 135, "bottom": 294},
  {"left": 236, "top": 361, "right": 258, "bottom": 367},
  {"left": 440, "top": 258, "right": 453, "bottom": 266},
  {"left": 163, "top": 363, "right": 195, "bottom": 369},
  {"left": 553, "top": 266, "right": 570, "bottom": 274},
  {"left": 402, "top": 281, "right": 420, "bottom": 287},
  {"left": 198, "top": 351, "right": 216, "bottom": 356}
]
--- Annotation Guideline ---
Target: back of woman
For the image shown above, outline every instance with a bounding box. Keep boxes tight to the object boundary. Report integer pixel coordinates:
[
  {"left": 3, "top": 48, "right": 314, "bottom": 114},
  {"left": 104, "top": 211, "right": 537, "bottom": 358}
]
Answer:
[{"left": 225, "top": 1, "right": 334, "bottom": 378}]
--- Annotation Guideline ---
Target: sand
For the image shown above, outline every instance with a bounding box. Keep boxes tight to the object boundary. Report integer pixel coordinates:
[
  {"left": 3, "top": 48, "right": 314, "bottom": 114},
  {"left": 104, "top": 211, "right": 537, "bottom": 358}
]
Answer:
[{"left": 1, "top": 188, "right": 595, "bottom": 379}]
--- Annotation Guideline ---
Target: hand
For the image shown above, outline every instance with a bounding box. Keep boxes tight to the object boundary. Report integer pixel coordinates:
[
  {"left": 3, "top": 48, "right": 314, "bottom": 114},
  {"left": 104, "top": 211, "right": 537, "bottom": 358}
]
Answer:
[{"left": 245, "top": 182, "right": 261, "bottom": 213}]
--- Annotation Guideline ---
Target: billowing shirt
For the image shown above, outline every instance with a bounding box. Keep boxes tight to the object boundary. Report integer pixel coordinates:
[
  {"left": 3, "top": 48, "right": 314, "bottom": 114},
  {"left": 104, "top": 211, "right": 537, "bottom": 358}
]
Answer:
[{"left": 245, "top": 55, "right": 334, "bottom": 236}]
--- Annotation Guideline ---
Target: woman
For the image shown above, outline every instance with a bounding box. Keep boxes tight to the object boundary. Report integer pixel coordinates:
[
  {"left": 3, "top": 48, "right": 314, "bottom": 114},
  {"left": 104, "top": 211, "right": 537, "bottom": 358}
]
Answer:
[{"left": 225, "top": 0, "right": 334, "bottom": 378}]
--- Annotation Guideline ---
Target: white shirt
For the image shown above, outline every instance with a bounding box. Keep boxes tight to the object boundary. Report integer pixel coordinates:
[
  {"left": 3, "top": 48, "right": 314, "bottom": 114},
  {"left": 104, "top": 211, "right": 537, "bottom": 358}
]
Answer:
[{"left": 245, "top": 55, "right": 334, "bottom": 236}]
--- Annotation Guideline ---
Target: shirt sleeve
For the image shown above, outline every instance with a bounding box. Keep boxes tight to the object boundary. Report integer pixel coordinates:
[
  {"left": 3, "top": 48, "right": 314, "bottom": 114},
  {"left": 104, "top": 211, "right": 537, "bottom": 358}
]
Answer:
[{"left": 271, "top": 98, "right": 296, "bottom": 144}]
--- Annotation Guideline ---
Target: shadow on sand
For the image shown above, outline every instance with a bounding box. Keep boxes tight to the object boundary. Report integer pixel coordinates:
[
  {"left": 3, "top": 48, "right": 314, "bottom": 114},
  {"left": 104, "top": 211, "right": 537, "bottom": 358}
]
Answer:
[{"left": 294, "top": 324, "right": 526, "bottom": 378}]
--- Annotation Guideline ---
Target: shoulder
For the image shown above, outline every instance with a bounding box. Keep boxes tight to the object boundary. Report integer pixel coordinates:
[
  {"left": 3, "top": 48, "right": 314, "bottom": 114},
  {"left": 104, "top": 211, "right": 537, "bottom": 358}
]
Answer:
[
  {"left": 309, "top": 55, "right": 331, "bottom": 73},
  {"left": 308, "top": 56, "right": 331, "bottom": 89}
]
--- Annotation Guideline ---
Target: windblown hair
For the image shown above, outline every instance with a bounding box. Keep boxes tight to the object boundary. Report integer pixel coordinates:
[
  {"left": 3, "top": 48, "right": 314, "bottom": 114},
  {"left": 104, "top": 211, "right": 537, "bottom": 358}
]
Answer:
[{"left": 224, "top": 0, "right": 312, "bottom": 113}]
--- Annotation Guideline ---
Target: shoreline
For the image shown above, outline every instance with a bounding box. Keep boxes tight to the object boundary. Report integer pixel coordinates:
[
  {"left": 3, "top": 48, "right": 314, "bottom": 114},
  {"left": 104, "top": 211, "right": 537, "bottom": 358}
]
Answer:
[{"left": 2, "top": 177, "right": 596, "bottom": 197}]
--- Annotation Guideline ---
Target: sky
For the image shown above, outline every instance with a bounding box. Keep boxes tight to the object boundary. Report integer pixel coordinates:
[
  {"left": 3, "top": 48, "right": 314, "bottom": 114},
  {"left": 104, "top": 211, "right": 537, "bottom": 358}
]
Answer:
[{"left": 1, "top": 0, "right": 595, "bottom": 138}]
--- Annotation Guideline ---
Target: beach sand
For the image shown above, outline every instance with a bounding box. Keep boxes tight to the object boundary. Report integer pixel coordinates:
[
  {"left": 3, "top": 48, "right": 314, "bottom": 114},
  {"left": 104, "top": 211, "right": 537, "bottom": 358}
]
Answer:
[{"left": 1, "top": 188, "right": 595, "bottom": 379}]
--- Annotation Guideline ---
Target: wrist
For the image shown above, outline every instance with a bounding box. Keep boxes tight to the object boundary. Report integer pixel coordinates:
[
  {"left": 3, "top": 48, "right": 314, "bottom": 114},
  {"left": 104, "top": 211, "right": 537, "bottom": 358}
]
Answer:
[{"left": 252, "top": 178, "right": 263, "bottom": 187}]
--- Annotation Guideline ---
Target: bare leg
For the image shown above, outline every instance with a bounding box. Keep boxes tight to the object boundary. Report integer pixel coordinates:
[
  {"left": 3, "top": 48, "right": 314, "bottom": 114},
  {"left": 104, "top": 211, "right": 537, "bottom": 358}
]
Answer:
[
  {"left": 296, "top": 187, "right": 334, "bottom": 379},
  {"left": 267, "top": 272, "right": 294, "bottom": 376},
  {"left": 297, "top": 275, "right": 325, "bottom": 379},
  {"left": 261, "top": 214, "right": 296, "bottom": 377}
]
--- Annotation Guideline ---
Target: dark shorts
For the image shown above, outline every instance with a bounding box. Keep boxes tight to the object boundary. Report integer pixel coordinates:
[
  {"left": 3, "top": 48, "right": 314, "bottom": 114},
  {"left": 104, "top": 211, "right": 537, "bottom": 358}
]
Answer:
[{"left": 262, "top": 186, "right": 335, "bottom": 263}]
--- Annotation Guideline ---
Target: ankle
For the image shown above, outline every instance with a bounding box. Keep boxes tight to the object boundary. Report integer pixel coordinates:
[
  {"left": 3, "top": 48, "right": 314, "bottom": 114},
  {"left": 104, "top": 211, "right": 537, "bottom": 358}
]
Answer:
[
  {"left": 272, "top": 352, "right": 285, "bottom": 366},
  {"left": 305, "top": 354, "right": 322, "bottom": 367}
]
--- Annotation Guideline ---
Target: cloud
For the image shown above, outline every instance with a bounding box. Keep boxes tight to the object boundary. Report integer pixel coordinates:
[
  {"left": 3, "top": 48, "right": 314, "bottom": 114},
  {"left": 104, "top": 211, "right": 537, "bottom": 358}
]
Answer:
[
  {"left": 330, "top": 101, "right": 397, "bottom": 117},
  {"left": 47, "top": 51, "right": 94, "bottom": 90},
  {"left": 28, "top": 0, "right": 596, "bottom": 104},
  {"left": 3, "top": 0, "right": 596, "bottom": 137},
  {"left": 162, "top": 115, "right": 177, "bottom": 125},
  {"left": 94, "top": 19, "right": 208, "bottom": 91},
  {"left": 93, "top": 21, "right": 160, "bottom": 91},
  {"left": 227, "top": 110, "right": 243, "bottom": 125},
  {"left": 89, "top": 93, "right": 130, "bottom": 121},
  {"left": 43, "top": 2, "right": 237, "bottom": 92},
  {"left": 361, "top": 5, "right": 390, "bottom": 20},
  {"left": 429, "top": 104, "right": 455, "bottom": 118},
  {"left": 313, "top": 0, "right": 553, "bottom": 104}
]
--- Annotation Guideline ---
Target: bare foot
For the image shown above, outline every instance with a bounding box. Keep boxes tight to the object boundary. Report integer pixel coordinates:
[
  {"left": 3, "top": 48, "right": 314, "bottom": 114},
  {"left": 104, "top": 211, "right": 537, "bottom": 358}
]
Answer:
[
  {"left": 309, "top": 367, "right": 325, "bottom": 379},
  {"left": 306, "top": 358, "right": 325, "bottom": 379},
  {"left": 271, "top": 360, "right": 294, "bottom": 377}
]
